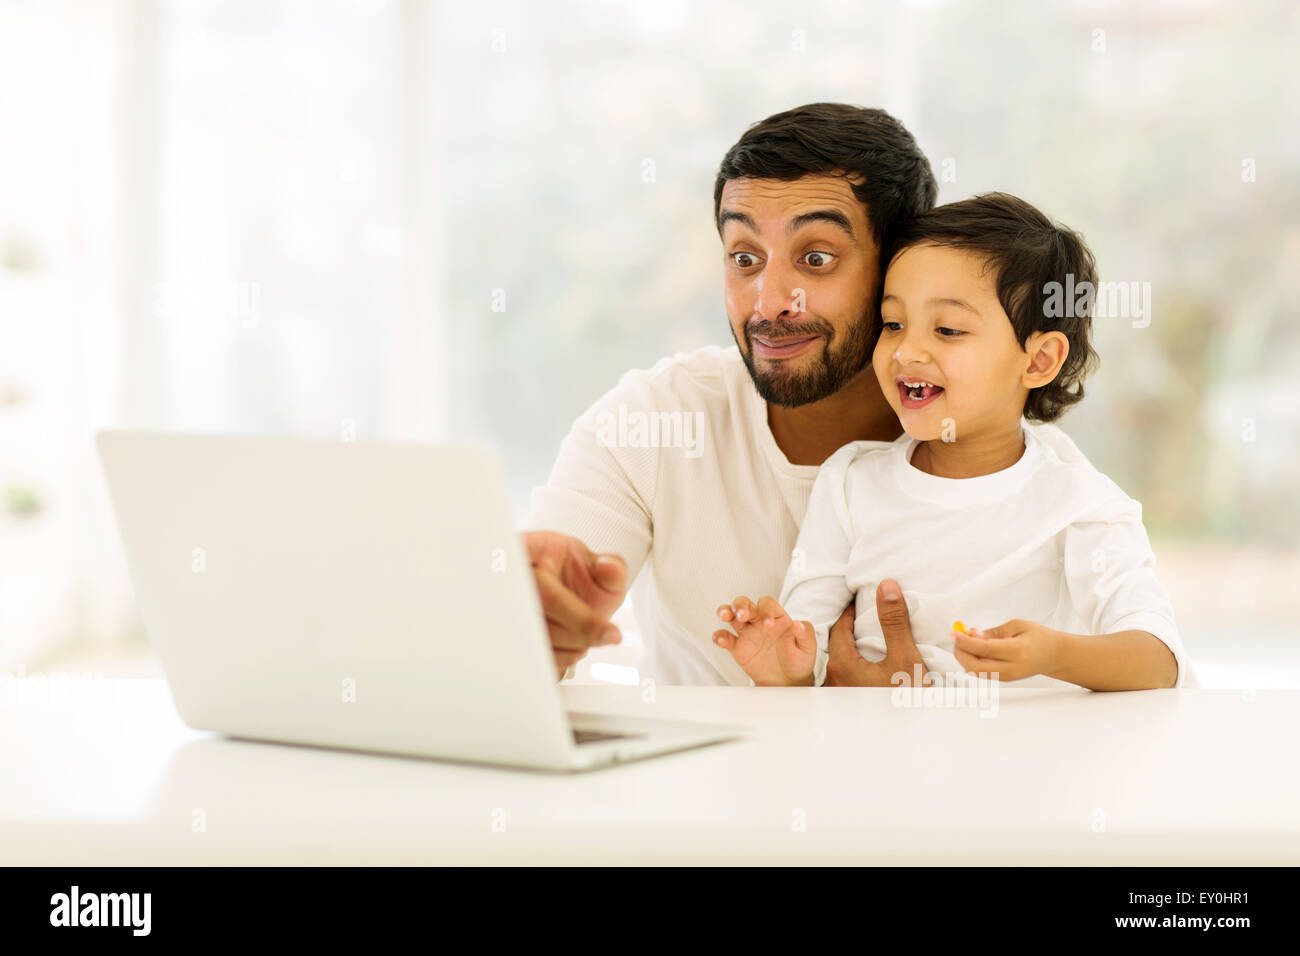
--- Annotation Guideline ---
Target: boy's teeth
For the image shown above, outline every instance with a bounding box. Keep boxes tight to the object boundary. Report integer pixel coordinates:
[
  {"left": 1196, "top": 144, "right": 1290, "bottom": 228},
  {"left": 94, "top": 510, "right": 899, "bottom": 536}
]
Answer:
[{"left": 902, "top": 381, "right": 943, "bottom": 400}]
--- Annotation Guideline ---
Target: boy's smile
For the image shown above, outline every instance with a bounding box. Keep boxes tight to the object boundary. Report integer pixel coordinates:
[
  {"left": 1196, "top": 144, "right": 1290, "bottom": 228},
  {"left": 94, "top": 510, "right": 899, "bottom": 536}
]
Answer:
[{"left": 895, "top": 374, "right": 945, "bottom": 409}]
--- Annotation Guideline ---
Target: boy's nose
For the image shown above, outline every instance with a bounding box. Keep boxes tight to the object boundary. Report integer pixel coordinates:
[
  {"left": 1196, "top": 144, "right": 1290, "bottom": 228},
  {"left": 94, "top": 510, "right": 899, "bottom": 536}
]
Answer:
[{"left": 893, "top": 342, "right": 931, "bottom": 366}]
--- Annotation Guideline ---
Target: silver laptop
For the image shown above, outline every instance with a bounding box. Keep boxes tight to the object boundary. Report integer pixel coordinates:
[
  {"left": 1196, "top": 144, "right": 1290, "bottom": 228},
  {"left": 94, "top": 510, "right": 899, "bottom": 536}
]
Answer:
[{"left": 96, "top": 431, "right": 744, "bottom": 771}]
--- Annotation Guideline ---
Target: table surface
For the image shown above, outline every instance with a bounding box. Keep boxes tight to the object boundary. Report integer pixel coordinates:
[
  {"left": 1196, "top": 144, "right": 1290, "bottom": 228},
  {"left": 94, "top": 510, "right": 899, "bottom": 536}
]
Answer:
[{"left": 3, "top": 678, "right": 1297, "bottom": 864}]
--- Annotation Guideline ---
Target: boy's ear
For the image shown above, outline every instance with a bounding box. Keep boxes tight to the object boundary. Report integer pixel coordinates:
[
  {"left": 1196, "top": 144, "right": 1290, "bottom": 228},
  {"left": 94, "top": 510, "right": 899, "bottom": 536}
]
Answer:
[{"left": 1022, "top": 331, "right": 1069, "bottom": 388}]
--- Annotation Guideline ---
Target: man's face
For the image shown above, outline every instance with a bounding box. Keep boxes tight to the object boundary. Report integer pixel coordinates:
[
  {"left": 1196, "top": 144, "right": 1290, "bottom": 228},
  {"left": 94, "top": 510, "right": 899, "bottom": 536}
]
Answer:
[{"left": 719, "top": 175, "right": 879, "bottom": 407}]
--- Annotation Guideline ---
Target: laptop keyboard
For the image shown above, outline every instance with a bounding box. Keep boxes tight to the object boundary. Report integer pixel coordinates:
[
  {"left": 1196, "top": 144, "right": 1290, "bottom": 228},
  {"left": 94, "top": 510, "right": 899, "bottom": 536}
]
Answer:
[{"left": 572, "top": 729, "right": 637, "bottom": 745}]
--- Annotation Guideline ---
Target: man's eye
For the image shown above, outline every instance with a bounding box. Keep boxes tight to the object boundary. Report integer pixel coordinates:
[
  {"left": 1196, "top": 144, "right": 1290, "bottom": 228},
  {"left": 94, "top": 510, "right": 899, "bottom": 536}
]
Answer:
[
  {"left": 802, "top": 251, "right": 835, "bottom": 268},
  {"left": 937, "top": 327, "right": 965, "bottom": 337},
  {"left": 731, "top": 252, "right": 760, "bottom": 268}
]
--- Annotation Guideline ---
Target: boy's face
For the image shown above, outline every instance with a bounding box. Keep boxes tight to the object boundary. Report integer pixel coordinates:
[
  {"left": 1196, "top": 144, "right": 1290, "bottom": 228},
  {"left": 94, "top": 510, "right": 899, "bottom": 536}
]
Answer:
[{"left": 873, "top": 242, "right": 1039, "bottom": 442}]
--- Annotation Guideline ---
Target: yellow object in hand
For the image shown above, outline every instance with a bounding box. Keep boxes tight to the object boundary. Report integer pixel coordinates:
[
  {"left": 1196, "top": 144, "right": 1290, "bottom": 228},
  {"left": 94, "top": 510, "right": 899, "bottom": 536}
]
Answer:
[{"left": 953, "top": 620, "right": 969, "bottom": 635}]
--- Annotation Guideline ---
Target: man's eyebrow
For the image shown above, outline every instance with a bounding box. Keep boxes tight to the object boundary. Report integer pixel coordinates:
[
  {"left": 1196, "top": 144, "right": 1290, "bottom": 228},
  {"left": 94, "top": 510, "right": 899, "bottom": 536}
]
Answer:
[
  {"left": 880, "top": 294, "right": 983, "bottom": 318},
  {"left": 718, "top": 207, "right": 856, "bottom": 240},
  {"left": 718, "top": 210, "right": 757, "bottom": 232},
  {"left": 788, "top": 209, "right": 855, "bottom": 240}
]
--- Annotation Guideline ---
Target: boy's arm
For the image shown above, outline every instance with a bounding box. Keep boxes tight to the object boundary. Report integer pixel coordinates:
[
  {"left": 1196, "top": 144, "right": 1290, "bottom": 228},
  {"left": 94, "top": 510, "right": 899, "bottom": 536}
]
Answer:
[
  {"left": 1049, "top": 628, "right": 1178, "bottom": 690},
  {"left": 1059, "top": 510, "right": 1190, "bottom": 689},
  {"left": 951, "top": 619, "right": 1177, "bottom": 689},
  {"left": 777, "top": 448, "right": 860, "bottom": 686},
  {"left": 714, "top": 595, "right": 818, "bottom": 685}
]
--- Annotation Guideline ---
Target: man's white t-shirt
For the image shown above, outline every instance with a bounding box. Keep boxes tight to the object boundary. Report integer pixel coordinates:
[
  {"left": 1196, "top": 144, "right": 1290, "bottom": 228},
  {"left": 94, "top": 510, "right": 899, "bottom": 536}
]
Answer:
[
  {"left": 525, "top": 345, "right": 1169, "bottom": 687},
  {"left": 782, "top": 427, "right": 1190, "bottom": 688}
]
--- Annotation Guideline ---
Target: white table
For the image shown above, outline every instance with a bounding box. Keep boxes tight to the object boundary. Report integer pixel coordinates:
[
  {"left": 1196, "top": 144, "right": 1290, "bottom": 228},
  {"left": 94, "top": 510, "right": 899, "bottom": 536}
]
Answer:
[{"left": 2, "top": 678, "right": 1297, "bottom": 864}]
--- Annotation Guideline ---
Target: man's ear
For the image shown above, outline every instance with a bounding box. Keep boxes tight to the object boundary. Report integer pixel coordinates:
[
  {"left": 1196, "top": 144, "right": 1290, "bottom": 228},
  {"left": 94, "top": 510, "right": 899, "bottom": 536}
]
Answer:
[{"left": 1022, "top": 331, "right": 1069, "bottom": 388}]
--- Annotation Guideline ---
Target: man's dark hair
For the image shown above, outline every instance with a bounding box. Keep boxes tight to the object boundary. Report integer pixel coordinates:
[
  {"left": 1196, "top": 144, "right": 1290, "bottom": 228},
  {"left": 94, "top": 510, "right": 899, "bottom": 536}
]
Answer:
[
  {"left": 883, "top": 192, "right": 1100, "bottom": 423},
  {"left": 713, "top": 103, "right": 938, "bottom": 247}
]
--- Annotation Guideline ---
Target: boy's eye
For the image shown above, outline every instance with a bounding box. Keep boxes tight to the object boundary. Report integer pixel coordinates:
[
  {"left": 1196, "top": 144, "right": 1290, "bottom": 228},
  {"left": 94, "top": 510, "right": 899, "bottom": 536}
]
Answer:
[
  {"left": 802, "top": 250, "right": 835, "bottom": 268},
  {"left": 880, "top": 320, "right": 903, "bottom": 332},
  {"left": 936, "top": 327, "right": 965, "bottom": 337},
  {"left": 731, "top": 251, "right": 761, "bottom": 269}
]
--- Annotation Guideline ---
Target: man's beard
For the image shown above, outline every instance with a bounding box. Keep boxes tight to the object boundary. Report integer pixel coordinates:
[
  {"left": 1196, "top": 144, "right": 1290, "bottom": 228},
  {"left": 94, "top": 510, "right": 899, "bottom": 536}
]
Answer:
[{"left": 732, "top": 309, "right": 876, "bottom": 408}]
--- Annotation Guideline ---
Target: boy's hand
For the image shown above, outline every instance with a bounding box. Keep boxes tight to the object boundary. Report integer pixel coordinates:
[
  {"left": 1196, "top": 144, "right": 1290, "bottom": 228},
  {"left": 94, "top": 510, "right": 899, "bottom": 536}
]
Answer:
[
  {"left": 712, "top": 595, "right": 816, "bottom": 686},
  {"left": 951, "top": 618, "right": 1065, "bottom": 682}
]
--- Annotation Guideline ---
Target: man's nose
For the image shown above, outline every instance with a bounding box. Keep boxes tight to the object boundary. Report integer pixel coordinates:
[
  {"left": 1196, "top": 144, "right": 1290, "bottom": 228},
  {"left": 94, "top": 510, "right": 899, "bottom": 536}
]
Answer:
[{"left": 753, "top": 260, "right": 802, "bottom": 322}]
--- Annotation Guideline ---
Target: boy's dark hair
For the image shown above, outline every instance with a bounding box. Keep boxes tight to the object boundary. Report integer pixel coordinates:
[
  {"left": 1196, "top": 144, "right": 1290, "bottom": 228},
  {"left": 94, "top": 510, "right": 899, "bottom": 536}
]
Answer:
[
  {"left": 882, "top": 192, "right": 1100, "bottom": 423},
  {"left": 713, "top": 103, "right": 938, "bottom": 247}
]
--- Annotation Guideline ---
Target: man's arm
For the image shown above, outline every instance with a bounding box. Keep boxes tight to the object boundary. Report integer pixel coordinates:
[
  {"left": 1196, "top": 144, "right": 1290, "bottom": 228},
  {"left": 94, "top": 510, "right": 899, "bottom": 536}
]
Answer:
[{"left": 524, "top": 368, "right": 659, "bottom": 678}]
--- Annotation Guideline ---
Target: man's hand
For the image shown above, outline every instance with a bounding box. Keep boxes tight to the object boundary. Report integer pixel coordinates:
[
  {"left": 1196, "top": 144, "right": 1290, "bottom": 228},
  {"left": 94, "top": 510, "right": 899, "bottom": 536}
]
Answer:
[
  {"left": 712, "top": 595, "right": 816, "bottom": 686},
  {"left": 523, "top": 531, "right": 628, "bottom": 679},
  {"left": 824, "top": 578, "right": 932, "bottom": 686},
  {"left": 951, "top": 618, "right": 1064, "bottom": 682}
]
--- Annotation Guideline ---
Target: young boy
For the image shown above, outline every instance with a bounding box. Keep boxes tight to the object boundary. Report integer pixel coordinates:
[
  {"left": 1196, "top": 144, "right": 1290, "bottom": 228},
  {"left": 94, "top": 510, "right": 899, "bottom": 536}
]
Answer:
[{"left": 712, "top": 193, "right": 1190, "bottom": 689}]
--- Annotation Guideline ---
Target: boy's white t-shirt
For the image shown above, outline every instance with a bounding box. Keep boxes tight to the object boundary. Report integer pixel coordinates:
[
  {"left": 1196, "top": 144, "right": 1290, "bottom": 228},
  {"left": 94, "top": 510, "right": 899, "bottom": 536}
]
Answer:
[
  {"left": 782, "top": 428, "right": 1191, "bottom": 688},
  {"left": 525, "top": 345, "right": 1180, "bottom": 687}
]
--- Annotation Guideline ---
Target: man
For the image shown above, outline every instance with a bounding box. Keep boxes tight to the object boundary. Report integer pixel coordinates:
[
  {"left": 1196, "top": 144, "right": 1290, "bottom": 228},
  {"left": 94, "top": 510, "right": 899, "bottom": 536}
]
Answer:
[{"left": 522, "top": 103, "right": 1087, "bottom": 685}]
